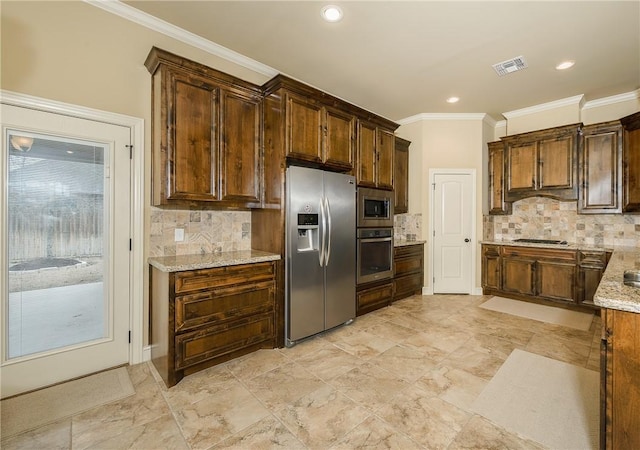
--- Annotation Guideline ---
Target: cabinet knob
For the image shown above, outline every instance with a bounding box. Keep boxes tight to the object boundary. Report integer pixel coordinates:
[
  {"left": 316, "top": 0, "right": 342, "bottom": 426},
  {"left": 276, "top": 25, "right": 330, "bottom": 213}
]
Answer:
[{"left": 464, "top": 238, "right": 470, "bottom": 243}]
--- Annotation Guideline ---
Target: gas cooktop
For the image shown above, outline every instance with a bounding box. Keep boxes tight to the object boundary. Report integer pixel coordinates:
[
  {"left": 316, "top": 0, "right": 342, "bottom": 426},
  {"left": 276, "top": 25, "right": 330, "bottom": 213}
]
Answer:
[{"left": 513, "top": 238, "right": 568, "bottom": 245}]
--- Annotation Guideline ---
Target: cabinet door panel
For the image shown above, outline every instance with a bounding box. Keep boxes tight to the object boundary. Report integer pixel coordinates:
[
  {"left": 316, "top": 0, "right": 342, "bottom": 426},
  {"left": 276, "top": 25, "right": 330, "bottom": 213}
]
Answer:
[
  {"left": 394, "top": 137, "right": 410, "bottom": 214},
  {"left": 377, "top": 129, "right": 394, "bottom": 190},
  {"left": 507, "top": 143, "right": 537, "bottom": 191},
  {"left": 286, "top": 93, "right": 322, "bottom": 163},
  {"left": 502, "top": 257, "right": 535, "bottom": 295},
  {"left": 539, "top": 136, "right": 574, "bottom": 189},
  {"left": 220, "top": 90, "right": 261, "bottom": 204},
  {"left": 536, "top": 260, "right": 575, "bottom": 302},
  {"left": 623, "top": 127, "right": 640, "bottom": 212},
  {"left": 324, "top": 107, "right": 355, "bottom": 170},
  {"left": 483, "top": 254, "right": 501, "bottom": 290},
  {"left": 580, "top": 126, "right": 621, "bottom": 213},
  {"left": 172, "top": 76, "right": 217, "bottom": 201},
  {"left": 488, "top": 142, "right": 511, "bottom": 215},
  {"left": 357, "top": 121, "right": 377, "bottom": 187}
]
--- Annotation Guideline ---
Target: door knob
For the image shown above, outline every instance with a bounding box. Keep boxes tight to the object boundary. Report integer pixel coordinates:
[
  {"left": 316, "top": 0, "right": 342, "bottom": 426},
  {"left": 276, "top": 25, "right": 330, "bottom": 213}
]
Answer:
[{"left": 464, "top": 238, "right": 470, "bottom": 242}]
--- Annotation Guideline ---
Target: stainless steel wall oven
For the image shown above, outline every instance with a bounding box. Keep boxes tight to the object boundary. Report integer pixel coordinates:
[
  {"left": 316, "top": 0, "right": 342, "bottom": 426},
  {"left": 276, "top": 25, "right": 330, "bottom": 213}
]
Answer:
[{"left": 356, "top": 228, "right": 393, "bottom": 284}]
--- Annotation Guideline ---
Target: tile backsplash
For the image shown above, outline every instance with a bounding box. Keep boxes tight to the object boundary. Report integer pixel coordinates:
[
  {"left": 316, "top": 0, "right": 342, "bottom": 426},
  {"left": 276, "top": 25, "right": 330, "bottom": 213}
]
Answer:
[
  {"left": 484, "top": 197, "right": 640, "bottom": 248},
  {"left": 394, "top": 213, "right": 422, "bottom": 241},
  {"left": 149, "top": 207, "right": 251, "bottom": 257}
]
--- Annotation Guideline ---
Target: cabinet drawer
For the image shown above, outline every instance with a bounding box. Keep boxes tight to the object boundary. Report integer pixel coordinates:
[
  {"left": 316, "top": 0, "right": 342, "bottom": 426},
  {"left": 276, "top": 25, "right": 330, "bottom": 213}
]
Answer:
[
  {"left": 483, "top": 244, "right": 501, "bottom": 257},
  {"left": 394, "top": 244, "right": 423, "bottom": 259},
  {"left": 502, "top": 246, "right": 576, "bottom": 262},
  {"left": 394, "top": 273, "right": 423, "bottom": 300},
  {"left": 579, "top": 250, "right": 608, "bottom": 267},
  {"left": 394, "top": 256, "right": 423, "bottom": 277},
  {"left": 175, "top": 313, "right": 274, "bottom": 370},
  {"left": 174, "top": 262, "right": 275, "bottom": 294},
  {"left": 175, "top": 280, "right": 275, "bottom": 332},
  {"left": 357, "top": 282, "right": 393, "bottom": 311}
]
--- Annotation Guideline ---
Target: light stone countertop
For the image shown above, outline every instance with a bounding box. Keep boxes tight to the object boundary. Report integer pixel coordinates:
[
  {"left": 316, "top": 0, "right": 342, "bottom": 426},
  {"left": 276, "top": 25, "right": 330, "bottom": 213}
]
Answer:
[
  {"left": 480, "top": 239, "right": 614, "bottom": 252},
  {"left": 594, "top": 247, "right": 640, "bottom": 314},
  {"left": 148, "top": 249, "right": 280, "bottom": 273},
  {"left": 394, "top": 239, "right": 426, "bottom": 247}
]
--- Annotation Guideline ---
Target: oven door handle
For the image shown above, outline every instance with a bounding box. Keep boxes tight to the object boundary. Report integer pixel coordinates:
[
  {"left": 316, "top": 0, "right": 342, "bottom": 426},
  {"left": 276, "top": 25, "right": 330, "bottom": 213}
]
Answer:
[
  {"left": 359, "top": 237, "right": 393, "bottom": 243},
  {"left": 319, "top": 198, "right": 326, "bottom": 267},
  {"left": 325, "top": 197, "right": 331, "bottom": 267}
]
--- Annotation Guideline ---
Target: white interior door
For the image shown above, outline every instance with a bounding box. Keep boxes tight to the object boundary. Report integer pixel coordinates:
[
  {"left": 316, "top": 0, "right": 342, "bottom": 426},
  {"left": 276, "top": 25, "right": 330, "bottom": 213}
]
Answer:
[
  {"left": 432, "top": 171, "right": 473, "bottom": 294},
  {"left": 1, "top": 104, "right": 131, "bottom": 398}
]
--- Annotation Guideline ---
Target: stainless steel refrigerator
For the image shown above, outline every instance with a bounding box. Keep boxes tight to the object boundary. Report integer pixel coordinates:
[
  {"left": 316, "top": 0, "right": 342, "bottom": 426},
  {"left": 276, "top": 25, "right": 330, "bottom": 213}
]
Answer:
[{"left": 285, "top": 166, "right": 356, "bottom": 346}]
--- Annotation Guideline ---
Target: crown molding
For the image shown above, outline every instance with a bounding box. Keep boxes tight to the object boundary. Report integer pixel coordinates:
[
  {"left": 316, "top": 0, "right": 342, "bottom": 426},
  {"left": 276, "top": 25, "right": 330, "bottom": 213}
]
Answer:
[
  {"left": 583, "top": 89, "right": 640, "bottom": 110},
  {"left": 502, "top": 94, "right": 585, "bottom": 119},
  {"left": 1, "top": 89, "right": 143, "bottom": 127},
  {"left": 397, "top": 112, "right": 488, "bottom": 126},
  {"left": 83, "top": 0, "right": 278, "bottom": 78}
]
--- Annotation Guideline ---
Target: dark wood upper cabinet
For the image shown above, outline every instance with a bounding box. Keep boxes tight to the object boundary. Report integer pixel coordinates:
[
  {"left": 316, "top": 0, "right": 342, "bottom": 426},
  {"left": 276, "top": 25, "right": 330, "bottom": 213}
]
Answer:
[
  {"left": 325, "top": 106, "right": 356, "bottom": 170},
  {"left": 377, "top": 129, "right": 395, "bottom": 190},
  {"left": 620, "top": 111, "right": 640, "bottom": 212},
  {"left": 357, "top": 121, "right": 395, "bottom": 190},
  {"left": 487, "top": 141, "right": 511, "bottom": 215},
  {"left": 357, "top": 120, "right": 377, "bottom": 187},
  {"left": 145, "top": 47, "right": 262, "bottom": 208},
  {"left": 394, "top": 137, "right": 410, "bottom": 214},
  {"left": 264, "top": 75, "right": 375, "bottom": 174},
  {"left": 285, "top": 92, "right": 324, "bottom": 164},
  {"left": 503, "top": 123, "right": 580, "bottom": 202},
  {"left": 284, "top": 94, "right": 356, "bottom": 171},
  {"left": 579, "top": 121, "right": 623, "bottom": 214}
]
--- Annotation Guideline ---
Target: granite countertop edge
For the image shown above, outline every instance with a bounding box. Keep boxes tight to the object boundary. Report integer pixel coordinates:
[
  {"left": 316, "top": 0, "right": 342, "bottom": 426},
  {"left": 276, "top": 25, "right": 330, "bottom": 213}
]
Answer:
[
  {"left": 394, "top": 239, "right": 426, "bottom": 247},
  {"left": 480, "top": 239, "right": 616, "bottom": 252},
  {"left": 148, "top": 250, "right": 281, "bottom": 272},
  {"left": 594, "top": 246, "right": 640, "bottom": 314}
]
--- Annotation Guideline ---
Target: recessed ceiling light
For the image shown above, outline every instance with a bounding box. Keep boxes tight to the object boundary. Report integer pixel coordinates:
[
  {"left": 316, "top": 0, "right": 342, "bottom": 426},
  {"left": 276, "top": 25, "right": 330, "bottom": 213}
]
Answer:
[
  {"left": 556, "top": 60, "right": 575, "bottom": 70},
  {"left": 321, "top": 5, "right": 343, "bottom": 22},
  {"left": 446, "top": 97, "right": 460, "bottom": 104}
]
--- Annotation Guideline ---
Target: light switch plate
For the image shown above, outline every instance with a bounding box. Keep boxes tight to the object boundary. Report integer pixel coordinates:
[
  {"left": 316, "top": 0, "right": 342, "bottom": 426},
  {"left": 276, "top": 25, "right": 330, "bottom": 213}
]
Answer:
[{"left": 174, "top": 228, "right": 185, "bottom": 242}]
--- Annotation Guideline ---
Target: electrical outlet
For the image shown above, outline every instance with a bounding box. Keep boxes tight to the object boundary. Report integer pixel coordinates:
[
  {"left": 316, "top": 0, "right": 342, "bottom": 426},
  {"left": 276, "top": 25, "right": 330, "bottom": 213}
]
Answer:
[{"left": 174, "top": 228, "right": 185, "bottom": 242}]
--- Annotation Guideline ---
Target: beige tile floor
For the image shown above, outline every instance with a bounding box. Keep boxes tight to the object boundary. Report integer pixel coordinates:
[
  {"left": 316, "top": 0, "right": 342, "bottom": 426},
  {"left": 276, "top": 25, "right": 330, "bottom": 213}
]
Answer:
[{"left": 1, "top": 294, "right": 601, "bottom": 449}]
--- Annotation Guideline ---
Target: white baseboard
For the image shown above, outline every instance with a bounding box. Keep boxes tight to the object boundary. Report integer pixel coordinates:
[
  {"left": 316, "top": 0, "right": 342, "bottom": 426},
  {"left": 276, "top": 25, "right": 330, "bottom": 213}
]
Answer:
[{"left": 142, "top": 345, "right": 152, "bottom": 362}]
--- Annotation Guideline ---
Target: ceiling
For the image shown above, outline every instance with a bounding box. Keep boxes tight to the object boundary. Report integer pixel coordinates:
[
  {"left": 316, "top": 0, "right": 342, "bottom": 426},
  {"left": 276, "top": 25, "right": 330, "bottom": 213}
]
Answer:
[{"left": 123, "top": 1, "right": 640, "bottom": 122}]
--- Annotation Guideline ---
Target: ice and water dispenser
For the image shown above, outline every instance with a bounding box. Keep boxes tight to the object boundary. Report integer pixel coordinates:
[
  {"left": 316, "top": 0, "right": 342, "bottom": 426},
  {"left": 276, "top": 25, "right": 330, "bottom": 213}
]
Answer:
[{"left": 296, "top": 213, "right": 319, "bottom": 252}]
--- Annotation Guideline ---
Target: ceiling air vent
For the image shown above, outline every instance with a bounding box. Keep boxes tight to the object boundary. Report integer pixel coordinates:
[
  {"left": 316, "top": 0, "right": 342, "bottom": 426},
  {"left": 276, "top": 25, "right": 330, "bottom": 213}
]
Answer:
[{"left": 492, "top": 56, "right": 528, "bottom": 76}]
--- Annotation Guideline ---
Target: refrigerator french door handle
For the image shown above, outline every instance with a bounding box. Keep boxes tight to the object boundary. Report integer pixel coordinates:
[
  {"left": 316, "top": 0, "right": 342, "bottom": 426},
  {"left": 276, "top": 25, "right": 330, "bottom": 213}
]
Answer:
[
  {"left": 325, "top": 197, "right": 332, "bottom": 267},
  {"left": 319, "top": 198, "right": 326, "bottom": 267}
]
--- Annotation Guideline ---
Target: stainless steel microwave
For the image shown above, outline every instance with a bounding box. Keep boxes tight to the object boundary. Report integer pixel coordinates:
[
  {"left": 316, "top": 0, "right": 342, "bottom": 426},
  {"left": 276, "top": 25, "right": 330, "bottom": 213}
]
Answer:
[{"left": 357, "top": 187, "right": 393, "bottom": 228}]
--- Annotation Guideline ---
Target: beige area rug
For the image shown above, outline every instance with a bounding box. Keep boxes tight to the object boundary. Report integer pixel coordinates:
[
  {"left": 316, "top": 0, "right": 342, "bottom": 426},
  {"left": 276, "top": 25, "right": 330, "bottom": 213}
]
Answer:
[
  {"left": 1, "top": 367, "right": 134, "bottom": 439},
  {"left": 472, "top": 349, "right": 599, "bottom": 450},
  {"left": 480, "top": 296, "right": 594, "bottom": 330}
]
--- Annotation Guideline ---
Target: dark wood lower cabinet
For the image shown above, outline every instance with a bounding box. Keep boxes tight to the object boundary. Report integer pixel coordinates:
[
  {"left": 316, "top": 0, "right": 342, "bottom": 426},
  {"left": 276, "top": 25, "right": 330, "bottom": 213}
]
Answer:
[
  {"left": 601, "top": 308, "right": 640, "bottom": 449},
  {"left": 357, "top": 242, "right": 424, "bottom": 316},
  {"left": 393, "top": 244, "right": 424, "bottom": 301},
  {"left": 150, "top": 261, "right": 276, "bottom": 387},
  {"left": 482, "top": 244, "right": 608, "bottom": 310},
  {"left": 579, "top": 251, "right": 610, "bottom": 308},
  {"left": 356, "top": 280, "right": 394, "bottom": 316}
]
